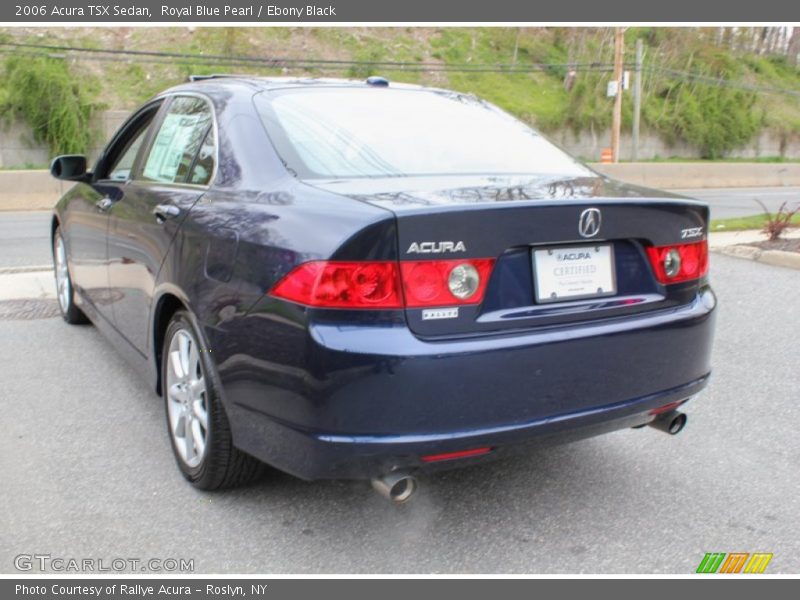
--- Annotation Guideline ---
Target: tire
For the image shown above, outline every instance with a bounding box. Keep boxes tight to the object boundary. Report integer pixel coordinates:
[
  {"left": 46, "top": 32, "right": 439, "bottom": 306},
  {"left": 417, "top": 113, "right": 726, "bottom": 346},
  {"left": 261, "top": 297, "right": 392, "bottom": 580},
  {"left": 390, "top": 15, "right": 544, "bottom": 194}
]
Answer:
[
  {"left": 53, "top": 227, "right": 89, "bottom": 325},
  {"left": 162, "top": 310, "right": 264, "bottom": 490}
]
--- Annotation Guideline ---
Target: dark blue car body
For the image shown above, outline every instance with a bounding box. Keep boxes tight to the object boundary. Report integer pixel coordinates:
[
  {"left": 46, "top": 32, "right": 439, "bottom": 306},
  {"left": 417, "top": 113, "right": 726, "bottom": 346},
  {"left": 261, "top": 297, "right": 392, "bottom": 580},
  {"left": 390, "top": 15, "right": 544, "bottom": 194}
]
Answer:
[{"left": 51, "top": 77, "right": 716, "bottom": 483}]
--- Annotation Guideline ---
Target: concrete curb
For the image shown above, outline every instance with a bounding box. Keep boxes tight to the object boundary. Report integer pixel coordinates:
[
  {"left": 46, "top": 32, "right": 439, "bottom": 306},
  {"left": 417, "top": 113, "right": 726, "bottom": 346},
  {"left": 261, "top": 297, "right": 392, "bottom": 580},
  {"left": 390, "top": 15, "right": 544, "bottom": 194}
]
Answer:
[
  {"left": 713, "top": 245, "right": 800, "bottom": 270},
  {"left": 0, "top": 265, "right": 53, "bottom": 275}
]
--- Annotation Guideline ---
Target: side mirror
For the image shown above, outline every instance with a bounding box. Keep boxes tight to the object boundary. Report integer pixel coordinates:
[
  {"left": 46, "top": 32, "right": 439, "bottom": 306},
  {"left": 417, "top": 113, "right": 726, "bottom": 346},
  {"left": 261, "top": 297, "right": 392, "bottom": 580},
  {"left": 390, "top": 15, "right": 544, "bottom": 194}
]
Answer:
[{"left": 50, "top": 155, "right": 89, "bottom": 181}]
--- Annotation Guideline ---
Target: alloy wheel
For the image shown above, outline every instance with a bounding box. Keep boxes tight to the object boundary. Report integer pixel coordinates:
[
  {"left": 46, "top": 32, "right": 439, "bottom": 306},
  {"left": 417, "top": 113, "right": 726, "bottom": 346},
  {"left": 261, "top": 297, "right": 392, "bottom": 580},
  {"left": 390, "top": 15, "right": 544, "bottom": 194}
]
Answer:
[
  {"left": 165, "top": 328, "right": 209, "bottom": 468},
  {"left": 54, "top": 234, "right": 71, "bottom": 313}
]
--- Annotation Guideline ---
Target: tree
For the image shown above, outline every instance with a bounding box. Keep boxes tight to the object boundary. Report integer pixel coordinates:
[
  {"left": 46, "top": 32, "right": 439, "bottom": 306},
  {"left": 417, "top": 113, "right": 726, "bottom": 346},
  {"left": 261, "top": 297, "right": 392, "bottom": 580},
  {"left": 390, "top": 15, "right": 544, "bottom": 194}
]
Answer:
[{"left": 787, "top": 28, "right": 800, "bottom": 67}]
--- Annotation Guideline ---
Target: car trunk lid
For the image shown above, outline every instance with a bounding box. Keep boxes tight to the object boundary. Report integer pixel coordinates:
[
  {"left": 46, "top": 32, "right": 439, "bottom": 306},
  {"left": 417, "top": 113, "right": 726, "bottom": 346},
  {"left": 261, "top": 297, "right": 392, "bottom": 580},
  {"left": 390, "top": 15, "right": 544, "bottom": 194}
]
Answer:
[{"left": 312, "top": 174, "right": 709, "bottom": 337}]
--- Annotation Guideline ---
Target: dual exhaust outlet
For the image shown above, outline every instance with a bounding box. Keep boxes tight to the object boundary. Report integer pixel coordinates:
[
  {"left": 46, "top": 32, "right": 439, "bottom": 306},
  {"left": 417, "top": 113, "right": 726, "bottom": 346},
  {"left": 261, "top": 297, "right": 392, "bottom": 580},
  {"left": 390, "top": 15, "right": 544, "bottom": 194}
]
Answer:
[{"left": 370, "top": 410, "right": 687, "bottom": 503}]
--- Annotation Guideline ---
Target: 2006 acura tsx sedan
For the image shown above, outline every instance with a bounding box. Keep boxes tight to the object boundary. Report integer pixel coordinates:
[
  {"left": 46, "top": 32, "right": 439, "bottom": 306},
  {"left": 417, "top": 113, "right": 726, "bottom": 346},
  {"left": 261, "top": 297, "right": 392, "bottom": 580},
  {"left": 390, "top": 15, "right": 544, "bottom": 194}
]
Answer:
[{"left": 49, "top": 75, "right": 716, "bottom": 502}]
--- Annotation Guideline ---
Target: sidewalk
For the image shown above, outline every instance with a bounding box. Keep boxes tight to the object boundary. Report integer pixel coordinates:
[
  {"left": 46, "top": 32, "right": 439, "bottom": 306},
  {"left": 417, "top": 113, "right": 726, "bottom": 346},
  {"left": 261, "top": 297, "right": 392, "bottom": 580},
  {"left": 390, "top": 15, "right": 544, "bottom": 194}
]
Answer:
[
  {"left": 708, "top": 228, "right": 800, "bottom": 249},
  {"left": 0, "top": 269, "right": 55, "bottom": 301}
]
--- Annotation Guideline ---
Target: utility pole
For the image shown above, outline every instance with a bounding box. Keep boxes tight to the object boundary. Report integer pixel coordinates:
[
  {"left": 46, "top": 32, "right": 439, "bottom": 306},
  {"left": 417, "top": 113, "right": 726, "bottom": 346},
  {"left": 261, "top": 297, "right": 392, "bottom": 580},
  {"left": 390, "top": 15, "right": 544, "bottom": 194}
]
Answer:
[
  {"left": 632, "top": 38, "right": 643, "bottom": 162},
  {"left": 611, "top": 27, "right": 624, "bottom": 163}
]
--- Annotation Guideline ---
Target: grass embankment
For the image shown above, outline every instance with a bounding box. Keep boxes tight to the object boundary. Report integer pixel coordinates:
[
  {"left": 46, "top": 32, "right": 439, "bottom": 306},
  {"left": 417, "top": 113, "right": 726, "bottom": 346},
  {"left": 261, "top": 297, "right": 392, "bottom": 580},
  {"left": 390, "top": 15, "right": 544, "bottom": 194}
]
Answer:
[
  {"left": 2, "top": 27, "right": 800, "bottom": 159},
  {"left": 710, "top": 214, "right": 800, "bottom": 232}
]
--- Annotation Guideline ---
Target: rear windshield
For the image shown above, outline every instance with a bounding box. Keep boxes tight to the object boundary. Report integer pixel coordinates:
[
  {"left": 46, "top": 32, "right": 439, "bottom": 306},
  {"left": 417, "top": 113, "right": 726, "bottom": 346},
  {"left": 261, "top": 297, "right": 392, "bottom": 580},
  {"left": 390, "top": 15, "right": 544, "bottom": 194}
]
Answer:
[{"left": 255, "top": 88, "right": 592, "bottom": 180}]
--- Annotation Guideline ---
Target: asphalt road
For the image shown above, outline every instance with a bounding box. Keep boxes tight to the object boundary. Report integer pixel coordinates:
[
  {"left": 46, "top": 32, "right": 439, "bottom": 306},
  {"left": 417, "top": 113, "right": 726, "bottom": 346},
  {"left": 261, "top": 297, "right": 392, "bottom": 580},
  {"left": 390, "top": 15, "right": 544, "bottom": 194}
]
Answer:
[
  {"left": 1, "top": 187, "right": 798, "bottom": 269},
  {"left": 1, "top": 254, "right": 798, "bottom": 574},
  {"left": 0, "top": 211, "right": 52, "bottom": 269}
]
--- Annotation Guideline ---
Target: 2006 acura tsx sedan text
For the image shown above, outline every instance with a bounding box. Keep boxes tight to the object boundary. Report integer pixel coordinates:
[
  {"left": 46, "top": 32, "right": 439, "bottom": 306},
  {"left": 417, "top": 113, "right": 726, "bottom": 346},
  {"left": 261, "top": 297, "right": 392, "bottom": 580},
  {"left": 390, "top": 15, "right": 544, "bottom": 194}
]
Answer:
[{"left": 49, "top": 75, "right": 716, "bottom": 502}]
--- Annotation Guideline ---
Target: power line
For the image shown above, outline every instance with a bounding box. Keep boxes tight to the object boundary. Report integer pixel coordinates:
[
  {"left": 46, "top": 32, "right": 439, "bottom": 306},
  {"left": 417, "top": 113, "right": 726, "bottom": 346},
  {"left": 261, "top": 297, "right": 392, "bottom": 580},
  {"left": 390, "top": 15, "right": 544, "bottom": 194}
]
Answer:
[
  {"left": 646, "top": 66, "right": 800, "bottom": 97},
  {"left": 0, "top": 48, "right": 613, "bottom": 74},
  {"left": 1, "top": 40, "right": 799, "bottom": 96},
  {"left": 0, "top": 41, "right": 614, "bottom": 73}
]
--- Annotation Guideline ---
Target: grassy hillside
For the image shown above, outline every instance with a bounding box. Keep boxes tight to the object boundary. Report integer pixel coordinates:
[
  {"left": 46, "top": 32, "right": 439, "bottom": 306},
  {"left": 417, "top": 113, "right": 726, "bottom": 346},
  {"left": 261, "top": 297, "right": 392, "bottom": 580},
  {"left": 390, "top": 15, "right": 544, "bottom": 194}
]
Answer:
[{"left": 1, "top": 27, "right": 799, "bottom": 158}]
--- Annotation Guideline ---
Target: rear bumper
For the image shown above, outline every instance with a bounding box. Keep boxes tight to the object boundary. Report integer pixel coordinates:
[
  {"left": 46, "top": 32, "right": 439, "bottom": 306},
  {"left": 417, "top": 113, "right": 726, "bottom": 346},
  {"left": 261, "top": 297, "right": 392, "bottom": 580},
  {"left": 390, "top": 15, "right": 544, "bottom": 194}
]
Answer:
[
  {"left": 230, "top": 374, "right": 707, "bottom": 480},
  {"left": 221, "top": 287, "right": 716, "bottom": 480}
]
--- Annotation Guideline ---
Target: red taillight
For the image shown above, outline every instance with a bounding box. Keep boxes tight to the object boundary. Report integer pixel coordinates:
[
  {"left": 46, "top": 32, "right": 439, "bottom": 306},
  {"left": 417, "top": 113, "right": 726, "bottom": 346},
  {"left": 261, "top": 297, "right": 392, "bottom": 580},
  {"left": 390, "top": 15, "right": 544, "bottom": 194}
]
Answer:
[
  {"left": 270, "top": 261, "right": 403, "bottom": 308},
  {"left": 270, "top": 258, "right": 495, "bottom": 309},
  {"left": 645, "top": 241, "right": 708, "bottom": 284},
  {"left": 400, "top": 259, "right": 495, "bottom": 307},
  {"left": 421, "top": 447, "right": 492, "bottom": 463}
]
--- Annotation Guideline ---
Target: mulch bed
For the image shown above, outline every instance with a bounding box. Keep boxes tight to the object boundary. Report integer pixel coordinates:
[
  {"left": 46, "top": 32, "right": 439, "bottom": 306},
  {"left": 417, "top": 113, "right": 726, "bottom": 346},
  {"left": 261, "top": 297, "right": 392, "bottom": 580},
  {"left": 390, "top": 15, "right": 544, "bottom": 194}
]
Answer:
[{"left": 745, "top": 238, "right": 800, "bottom": 253}]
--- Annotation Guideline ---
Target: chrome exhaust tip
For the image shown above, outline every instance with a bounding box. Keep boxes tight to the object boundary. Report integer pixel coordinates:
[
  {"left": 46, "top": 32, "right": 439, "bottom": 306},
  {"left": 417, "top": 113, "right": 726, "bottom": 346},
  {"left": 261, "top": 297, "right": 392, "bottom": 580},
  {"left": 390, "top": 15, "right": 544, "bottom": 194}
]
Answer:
[
  {"left": 648, "top": 410, "right": 687, "bottom": 435},
  {"left": 371, "top": 471, "right": 418, "bottom": 503}
]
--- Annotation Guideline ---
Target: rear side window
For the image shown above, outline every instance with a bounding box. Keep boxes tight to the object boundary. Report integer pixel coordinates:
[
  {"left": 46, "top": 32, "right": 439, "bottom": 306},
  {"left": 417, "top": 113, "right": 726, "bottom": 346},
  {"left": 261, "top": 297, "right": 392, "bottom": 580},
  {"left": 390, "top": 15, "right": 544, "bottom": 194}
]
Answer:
[
  {"left": 187, "top": 127, "right": 215, "bottom": 185},
  {"left": 141, "top": 96, "right": 214, "bottom": 184}
]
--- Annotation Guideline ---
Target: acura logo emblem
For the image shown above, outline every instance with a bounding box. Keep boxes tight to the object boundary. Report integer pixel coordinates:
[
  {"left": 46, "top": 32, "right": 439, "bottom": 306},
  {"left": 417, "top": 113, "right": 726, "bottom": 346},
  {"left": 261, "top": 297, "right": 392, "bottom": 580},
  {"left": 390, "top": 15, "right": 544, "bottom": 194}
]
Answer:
[{"left": 578, "top": 208, "right": 601, "bottom": 238}]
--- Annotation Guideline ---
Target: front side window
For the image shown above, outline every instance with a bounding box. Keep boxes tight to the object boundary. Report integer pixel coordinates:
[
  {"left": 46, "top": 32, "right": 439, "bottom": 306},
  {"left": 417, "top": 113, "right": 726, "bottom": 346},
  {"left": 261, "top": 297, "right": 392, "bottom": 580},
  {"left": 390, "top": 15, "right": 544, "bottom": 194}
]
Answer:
[
  {"left": 101, "top": 103, "right": 161, "bottom": 182},
  {"left": 142, "top": 96, "right": 214, "bottom": 184},
  {"left": 255, "top": 88, "right": 591, "bottom": 180},
  {"left": 107, "top": 127, "right": 149, "bottom": 182}
]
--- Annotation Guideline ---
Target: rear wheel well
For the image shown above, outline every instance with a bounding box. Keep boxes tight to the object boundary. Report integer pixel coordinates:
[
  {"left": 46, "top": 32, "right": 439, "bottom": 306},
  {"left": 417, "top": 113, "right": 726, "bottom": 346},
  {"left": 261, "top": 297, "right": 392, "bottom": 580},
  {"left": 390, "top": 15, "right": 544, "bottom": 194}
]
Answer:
[{"left": 153, "top": 294, "right": 185, "bottom": 396}]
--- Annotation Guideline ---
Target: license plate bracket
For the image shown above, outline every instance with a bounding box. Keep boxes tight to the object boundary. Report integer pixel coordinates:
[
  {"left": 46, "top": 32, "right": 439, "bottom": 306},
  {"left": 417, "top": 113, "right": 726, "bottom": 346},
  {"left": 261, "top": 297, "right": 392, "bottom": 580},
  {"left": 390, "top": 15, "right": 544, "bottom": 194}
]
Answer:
[{"left": 532, "top": 243, "right": 617, "bottom": 304}]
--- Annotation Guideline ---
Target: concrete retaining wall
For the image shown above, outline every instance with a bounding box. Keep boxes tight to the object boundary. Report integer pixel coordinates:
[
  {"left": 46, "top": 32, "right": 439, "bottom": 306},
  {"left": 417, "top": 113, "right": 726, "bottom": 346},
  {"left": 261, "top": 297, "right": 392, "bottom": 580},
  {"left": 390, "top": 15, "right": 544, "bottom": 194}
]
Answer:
[
  {"left": 0, "top": 110, "right": 130, "bottom": 169},
  {"left": 3, "top": 163, "right": 800, "bottom": 212},
  {"left": 4, "top": 110, "right": 800, "bottom": 168},
  {"left": 0, "top": 171, "right": 75, "bottom": 211},
  {"left": 554, "top": 129, "right": 800, "bottom": 162},
  {"left": 592, "top": 162, "right": 800, "bottom": 189}
]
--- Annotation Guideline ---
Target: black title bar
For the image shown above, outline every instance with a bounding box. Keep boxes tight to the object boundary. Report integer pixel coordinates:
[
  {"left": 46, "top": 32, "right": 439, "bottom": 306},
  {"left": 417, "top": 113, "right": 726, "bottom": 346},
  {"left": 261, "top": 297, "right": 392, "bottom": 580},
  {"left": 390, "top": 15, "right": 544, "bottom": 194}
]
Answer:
[{"left": 2, "top": 0, "right": 798, "bottom": 23}]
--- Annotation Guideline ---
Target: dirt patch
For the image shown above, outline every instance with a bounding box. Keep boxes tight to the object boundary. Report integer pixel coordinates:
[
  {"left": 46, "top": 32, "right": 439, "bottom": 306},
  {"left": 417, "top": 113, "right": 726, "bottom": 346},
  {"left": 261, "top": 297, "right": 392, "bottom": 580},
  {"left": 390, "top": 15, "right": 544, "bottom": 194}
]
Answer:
[{"left": 745, "top": 238, "right": 800, "bottom": 253}]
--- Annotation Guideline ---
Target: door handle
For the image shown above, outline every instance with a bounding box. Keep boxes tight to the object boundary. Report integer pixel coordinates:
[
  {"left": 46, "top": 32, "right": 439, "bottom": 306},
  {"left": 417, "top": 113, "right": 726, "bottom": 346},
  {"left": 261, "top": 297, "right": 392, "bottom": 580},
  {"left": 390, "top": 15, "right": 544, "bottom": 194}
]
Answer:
[
  {"left": 153, "top": 204, "right": 181, "bottom": 223},
  {"left": 95, "top": 197, "right": 113, "bottom": 212}
]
